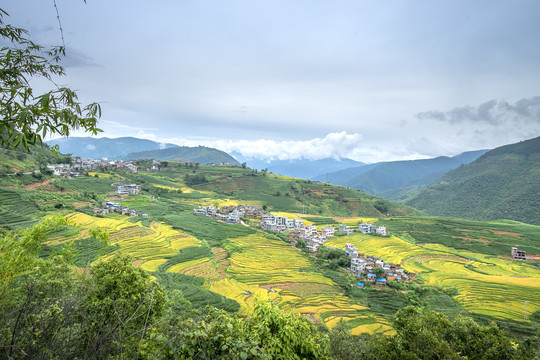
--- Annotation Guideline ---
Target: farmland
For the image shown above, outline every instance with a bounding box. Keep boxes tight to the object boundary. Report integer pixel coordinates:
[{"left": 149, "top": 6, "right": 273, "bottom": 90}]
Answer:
[{"left": 1, "top": 160, "right": 539, "bottom": 338}]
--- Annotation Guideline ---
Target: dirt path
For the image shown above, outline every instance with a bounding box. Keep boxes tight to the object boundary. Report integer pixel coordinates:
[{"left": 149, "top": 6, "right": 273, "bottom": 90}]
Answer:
[{"left": 23, "top": 178, "right": 54, "bottom": 190}]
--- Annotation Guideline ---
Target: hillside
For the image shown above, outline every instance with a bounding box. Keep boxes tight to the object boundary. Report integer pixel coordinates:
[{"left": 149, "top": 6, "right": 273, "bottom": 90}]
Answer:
[
  {"left": 233, "top": 156, "right": 364, "bottom": 180},
  {"left": 0, "top": 144, "right": 70, "bottom": 174},
  {"left": 125, "top": 146, "right": 240, "bottom": 165},
  {"left": 46, "top": 136, "right": 177, "bottom": 159},
  {"left": 321, "top": 150, "right": 488, "bottom": 197},
  {"left": 0, "top": 149, "right": 539, "bottom": 341},
  {"left": 406, "top": 136, "right": 540, "bottom": 225}
]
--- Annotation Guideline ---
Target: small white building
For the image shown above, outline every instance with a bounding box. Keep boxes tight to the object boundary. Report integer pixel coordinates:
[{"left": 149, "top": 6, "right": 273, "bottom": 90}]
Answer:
[
  {"left": 358, "top": 223, "right": 377, "bottom": 234},
  {"left": 321, "top": 226, "right": 335, "bottom": 237}
]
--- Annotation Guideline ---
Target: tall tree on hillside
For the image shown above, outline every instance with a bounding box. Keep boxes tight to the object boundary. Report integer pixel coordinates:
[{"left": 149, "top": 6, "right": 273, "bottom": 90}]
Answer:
[{"left": 0, "top": 7, "right": 101, "bottom": 152}]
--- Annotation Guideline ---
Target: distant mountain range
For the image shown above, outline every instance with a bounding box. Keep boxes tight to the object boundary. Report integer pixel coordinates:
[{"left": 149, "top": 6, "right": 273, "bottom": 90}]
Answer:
[
  {"left": 46, "top": 137, "right": 239, "bottom": 165},
  {"left": 232, "top": 155, "right": 364, "bottom": 180},
  {"left": 47, "top": 137, "right": 177, "bottom": 159},
  {"left": 405, "top": 136, "right": 540, "bottom": 225},
  {"left": 320, "top": 150, "right": 489, "bottom": 198},
  {"left": 124, "top": 146, "right": 239, "bottom": 165}
]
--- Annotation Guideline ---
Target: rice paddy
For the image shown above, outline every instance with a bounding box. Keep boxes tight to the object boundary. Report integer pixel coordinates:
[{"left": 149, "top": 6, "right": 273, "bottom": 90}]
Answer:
[
  {"left": 66, "top": 213, "right": 202, "bottom": 267},
  {"left": 326, "top": 232, "right": 540, "bottom": 323}
]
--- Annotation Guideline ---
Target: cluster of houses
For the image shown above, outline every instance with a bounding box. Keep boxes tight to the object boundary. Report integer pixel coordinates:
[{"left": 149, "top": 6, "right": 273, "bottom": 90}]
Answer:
[
  {"left": 111, "top": 182, "right": 142, "bottom": 195},
  {"left": 345, "top": 243, "right": 409, "bottom": 286},
  {"left": 258, "top": 214, "right": 337, "bottom": 252},
  {"left": 47, "top": 157, "right": 138, "bottom": 177},
  {"left": 93, "top": 202, "right": 149, "bottom": 218},
  {"left": 192, "top": 204, "right": 264, "bottom": 224}
]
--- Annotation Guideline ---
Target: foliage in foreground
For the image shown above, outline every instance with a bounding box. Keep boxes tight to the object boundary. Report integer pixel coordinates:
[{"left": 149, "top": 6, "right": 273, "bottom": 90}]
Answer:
[{"left": 0, "top": 220, "right": 538, "bottom": 359}]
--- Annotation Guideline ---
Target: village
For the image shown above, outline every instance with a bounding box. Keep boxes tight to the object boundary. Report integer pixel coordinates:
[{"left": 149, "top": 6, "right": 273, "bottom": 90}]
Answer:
[
  {"left": 192, "top": 204, "right": 404, "bottom": 286},
  {"left": 47, "top": 157, "right": 139, "bottom": 177}
]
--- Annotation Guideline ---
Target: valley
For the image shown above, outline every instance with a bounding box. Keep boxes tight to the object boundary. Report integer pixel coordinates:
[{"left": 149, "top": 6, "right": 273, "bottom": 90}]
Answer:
[{"left": 1, "top": 152, "right": 538, "bottom": 340}]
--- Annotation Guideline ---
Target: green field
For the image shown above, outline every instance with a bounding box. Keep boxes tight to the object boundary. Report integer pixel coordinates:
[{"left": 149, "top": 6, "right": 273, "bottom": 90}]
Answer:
[{"left": 1, "top": 161, "right": 539, "bottom": 338}]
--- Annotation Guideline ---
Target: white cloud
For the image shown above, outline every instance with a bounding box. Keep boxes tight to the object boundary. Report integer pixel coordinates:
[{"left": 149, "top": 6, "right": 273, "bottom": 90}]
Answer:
[
  {"left": 182, "top": 132, "right": 364, "bottom": 161},
  {"left": 85, "top": 144, "right": 96, "bottom": 150}
]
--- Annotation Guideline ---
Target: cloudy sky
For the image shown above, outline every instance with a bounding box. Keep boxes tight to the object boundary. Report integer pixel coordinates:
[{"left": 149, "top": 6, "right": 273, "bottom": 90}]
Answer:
[{"left": 3, "top": 0, "right": 540, "bottom": 162}]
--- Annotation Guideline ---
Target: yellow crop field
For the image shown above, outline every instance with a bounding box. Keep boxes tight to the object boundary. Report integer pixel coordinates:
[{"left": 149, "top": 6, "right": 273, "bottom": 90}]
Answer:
[
  {"left": 88, "top": 172, "right": 111, "bottom": 178},
  {"left": 66, "top": 213, "right": 203, "bottom": 266},
  {"left": 167, "top": 257, "right": 212, "bottom": 273},
  {"left": 181, "top": 248, "right": 229, "bottom": 280},
  {"left": 140, "top": 259, "right": 167, "bottom": 272},
  {"left": 335, "top": 217, "right": 378, "bottom": 226},
  {"left": 152, "top": 183, "right": 182, "bottom": 191},
  {"left": 206, "top": 233, "right": 386, "bottom": 331},
  {"left": 351, "top": 318, "right": 395, "bottom": 336},
  {"left": 209, "top": 278, "right": 278, "bottom": 314},
  {"left": 227, "top": 234, "right": 333, "bottom": 285},
  {"left": 325, "top": 233, "right": 427, "bottom": 265},
  {"left": 326, "top": 232, "right": 540, "bottom": 323}
]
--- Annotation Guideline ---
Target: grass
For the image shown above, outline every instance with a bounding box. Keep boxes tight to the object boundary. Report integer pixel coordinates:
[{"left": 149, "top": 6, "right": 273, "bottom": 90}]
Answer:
[
  {"left": 2, "top": 160, "right": 539, "bottom": 338},
  {"left": 163, "top": 211, "right": 256, "bottom": 247}
]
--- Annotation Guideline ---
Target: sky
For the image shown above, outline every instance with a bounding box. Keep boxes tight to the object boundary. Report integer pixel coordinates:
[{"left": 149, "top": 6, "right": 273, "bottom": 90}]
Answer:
[{"left": 3, "top": 0, "right": 540, "bottom": 163}]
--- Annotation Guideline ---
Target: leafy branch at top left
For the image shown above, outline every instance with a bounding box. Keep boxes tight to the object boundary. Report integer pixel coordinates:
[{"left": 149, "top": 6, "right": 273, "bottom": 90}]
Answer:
[{"left": 0, "top": 7, "right": 102, "bottom": 153}]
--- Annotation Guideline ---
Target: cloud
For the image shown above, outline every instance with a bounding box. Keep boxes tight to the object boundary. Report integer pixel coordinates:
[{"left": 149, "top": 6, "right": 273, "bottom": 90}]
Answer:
[
  {"left": 85, "top": 144, "right": 96, "bottom": 150},
  {"left": 62, "top": 48, "right": 102, "bottom": 68},
  {"left": 417, "top": 96, "right": 540, "bottom": 125},
  {"left": 178, "top": 132, "right": 364, "bottom": 161}
]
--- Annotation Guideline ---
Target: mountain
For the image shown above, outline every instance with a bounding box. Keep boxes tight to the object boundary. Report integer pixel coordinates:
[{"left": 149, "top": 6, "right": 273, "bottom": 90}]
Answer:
[
  {"left": 405, "top": 136, "right": 540, "bottom": 225},
  {"left": 46, "top": 137, "right": 177, "bottom": 159},
  {"left": 232, "top": 155, "right": 365, "bottom": 180},
  {"left": 321, "top": 150, "right": 489, "bottom": 198},
  {"left": 124, "top": 146, "right": 240, "bottom": 165}
]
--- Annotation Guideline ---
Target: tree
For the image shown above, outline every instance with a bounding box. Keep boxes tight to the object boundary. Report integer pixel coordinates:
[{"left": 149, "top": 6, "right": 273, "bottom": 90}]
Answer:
[
  {"left": 0, "top": 8, "right": 101, "bottom": 152},
  {"left": 359, "top": 306, "right": 537, "bottom": 360},
  {"left": 79, "top": 253, "right": 166, "bottom": 358}
]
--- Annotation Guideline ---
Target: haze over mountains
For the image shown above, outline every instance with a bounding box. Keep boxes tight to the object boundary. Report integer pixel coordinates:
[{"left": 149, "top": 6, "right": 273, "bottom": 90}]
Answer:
[
  {"left": 321, "top": 150, "right": 489, "bottom": 198},
  {"left": 234, "top": 155, "right": 364, "bottom": 180}
]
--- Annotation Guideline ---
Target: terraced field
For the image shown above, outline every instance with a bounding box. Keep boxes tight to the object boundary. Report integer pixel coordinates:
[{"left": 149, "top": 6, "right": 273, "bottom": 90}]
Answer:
[
  {"left": 206, "top": 232, "right": 394, "bottom": 334},
  {"left": 325, "top": 233, "right": 540, "bottom": 323},
  {"left": 66, "top": 213, "right": 202, "bottom": 269}
]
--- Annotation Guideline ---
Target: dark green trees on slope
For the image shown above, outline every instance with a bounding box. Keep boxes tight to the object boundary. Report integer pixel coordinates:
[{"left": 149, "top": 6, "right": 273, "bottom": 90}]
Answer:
[
  {"left": 124, "top": 145, "right": 240, "bottom": 165},
  {"left": 406, "top": 136, "right": 540, "bottom": 225}
]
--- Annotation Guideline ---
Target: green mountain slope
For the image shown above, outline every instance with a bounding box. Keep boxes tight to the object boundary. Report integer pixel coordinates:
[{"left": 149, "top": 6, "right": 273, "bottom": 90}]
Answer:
[
  {"left": 322, "top": 150, "right": 488, "bottom": 197},
  {"left": 406, "top": 136, "right": 540, "bottom": 225},
  {"left": 124, "top": 146, "right": 240, "bottom": 165}
]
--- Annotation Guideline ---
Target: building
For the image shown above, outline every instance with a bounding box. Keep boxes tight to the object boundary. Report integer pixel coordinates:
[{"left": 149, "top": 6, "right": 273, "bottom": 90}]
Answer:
[
  {"left": 376, "top": 226, "right": 387, "bottom": 236},
  {"left": 112, "top": 182, "right": 142, "bottom": 195},
  {"left": 511, "top": 247, "right": 526, "bottom": 260},
  {"left": 358, "top": 223, "right": 377, "bottom": 234},
  {"left": 338, "top": 224, "right": 354, "bottom": 235},
  {"left": 321, "top": 226, "right": 335, "bottom": 237}
]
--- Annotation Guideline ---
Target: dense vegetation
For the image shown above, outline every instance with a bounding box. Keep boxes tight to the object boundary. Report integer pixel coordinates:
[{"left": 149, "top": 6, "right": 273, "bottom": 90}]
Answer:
[
  {"left": 0, "top": 146, "right": 538, "bottom": 358},
  {"left": 124, "top": 145, "right": 241, "bottom": 165},
  {"left": 0, "top": 219, "right": 537, "bottom": 359},
  {"left": 406, "top": 136, "right": 540, "bottom": 225}
]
